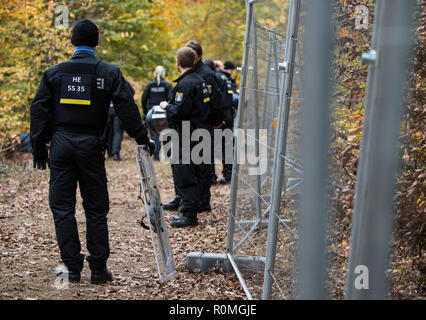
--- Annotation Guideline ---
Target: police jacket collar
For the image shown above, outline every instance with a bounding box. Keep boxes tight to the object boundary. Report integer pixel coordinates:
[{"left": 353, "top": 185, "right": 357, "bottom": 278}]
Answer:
[
  {"left": 220, "top": 70, "right": 231, "bottom": 79},
  {"left": 71, "top": 52, "right": 96, "bottom": 59},
  {"left": 173, "top": 69, "right": 194, "bottom": 82}
]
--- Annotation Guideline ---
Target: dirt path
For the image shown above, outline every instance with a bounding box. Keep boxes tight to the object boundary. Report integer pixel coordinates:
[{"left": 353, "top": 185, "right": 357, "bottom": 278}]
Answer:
[{"left": 0, "top": 138, "right": 244, "bottom": 300}]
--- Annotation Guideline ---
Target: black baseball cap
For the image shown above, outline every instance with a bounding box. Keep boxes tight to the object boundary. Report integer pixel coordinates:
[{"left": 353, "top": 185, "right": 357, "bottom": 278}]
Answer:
[{"left": 224, "top": 60, "right": 236, "bottom": 70}]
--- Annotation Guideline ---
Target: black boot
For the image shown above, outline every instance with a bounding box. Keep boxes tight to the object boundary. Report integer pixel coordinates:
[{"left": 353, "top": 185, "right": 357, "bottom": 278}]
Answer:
[
  {"left": 198, "top": 203, "right": 211, "bottom": 212},
  {"left": 163, "top": 196, "right": 181, "bottom": 211},
  {"left": 113, "top": 154, "right": 121, "bottom": 161},
  {"left": 91, "top": 267, "right": 113, "bottom": 284},
  {"left": 170, "top": 213, "right": 197, "bottom": 228},
  {"left": 68, "top": 270, "right": 81, "bottom": 283},
  {"left": 56, "top": 268, "right": 80, "bottom": 283},
  {"left": 60, "top": 253, "right": 84, "bottom": 283}
]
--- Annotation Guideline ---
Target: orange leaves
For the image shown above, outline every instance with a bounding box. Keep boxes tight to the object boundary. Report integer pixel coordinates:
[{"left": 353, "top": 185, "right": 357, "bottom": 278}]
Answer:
[{"left": 272, "top": 116, "right": 278, "bottom": 129}]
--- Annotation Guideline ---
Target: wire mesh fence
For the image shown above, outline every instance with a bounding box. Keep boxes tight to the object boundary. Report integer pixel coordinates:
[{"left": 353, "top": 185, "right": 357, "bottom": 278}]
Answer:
[
  {"left": 226, "top": 0, "right": 303, "bottom": 300},
  {"left": 200, "top": 0, "right": 418, "bottom": 300}
]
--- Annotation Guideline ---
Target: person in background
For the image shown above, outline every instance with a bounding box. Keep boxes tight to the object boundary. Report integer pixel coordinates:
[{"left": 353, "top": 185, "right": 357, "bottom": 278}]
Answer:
[
  {"left": 141, "top": 66, "right": 173, "bottom": 160},
  {"left": 223, "top": 60, "right": 238, "bottom": 95},
  {"left": 203, "top": 58, "right": 215, "bottom": 71},
  {"left": 204, "top": 59, "right": 235, "bottom": 185},
  {"left": 214, "top": 60, "right": 224, "bottom": 73},
  {"left": 107, "top": 101, "right": 124, "bottom": 161},
  {"left": 213, "top": 60, "right": 237, "bottom": 184}
]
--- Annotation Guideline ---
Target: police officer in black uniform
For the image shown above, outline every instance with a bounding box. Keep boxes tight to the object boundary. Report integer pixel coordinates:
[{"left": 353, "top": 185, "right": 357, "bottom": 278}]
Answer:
[
  {"left": 163, "top": 41, "right": 224, "bottom": 213},
  {"left": 203, "top": 59, "right": 220, "bottom": 184},
  {"left": 159, "top": 47, "right": 211, "bottom": 228},
  {"left": 30, "top": 19, "right": 155, "bottom": 284},
  {"left": 217, "top": 60, "right": 238, "bottom": 184},
  {"left": 205, "top": 59, "right": 235, "bottom": 185},
  {"left": 187, "top": 41, "right": 226, "bottom": 212},
  {"left": 107, "top": 100, "right": 124, "bottom": 161},
  {"left": 141, "top": 66, "right": 173, "bottom": 160},
  {"left": 223, "top": 61, "right": 238, "bottom": 99}
]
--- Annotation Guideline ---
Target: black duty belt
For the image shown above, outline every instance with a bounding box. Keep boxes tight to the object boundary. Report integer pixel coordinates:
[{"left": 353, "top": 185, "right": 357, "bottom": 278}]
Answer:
[{"left": 55, "top": 125, "right": 100, "bottom": 136}]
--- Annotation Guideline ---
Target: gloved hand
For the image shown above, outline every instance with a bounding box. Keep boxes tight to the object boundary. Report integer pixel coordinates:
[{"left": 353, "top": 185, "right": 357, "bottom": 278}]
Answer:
[
  {"left": 33, "top": 145, "right": 48, "bottom": 170},
  {"left": 136, "top": 136, "right": 156, "bottom": 156},
  {"left": 146, "top": 139, "right": 156, "bottom": 156}
]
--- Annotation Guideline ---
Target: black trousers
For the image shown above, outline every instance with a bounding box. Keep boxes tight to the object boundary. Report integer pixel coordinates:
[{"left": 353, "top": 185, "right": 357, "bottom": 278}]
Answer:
[
  {"left": 111, "top": 115, "right": 124, "bottom": 156},
  {"left": 199, "top": 162, "right": 212, "bottom": 207},
  {"left": 197, "top": 125, "right": 213, "bottom": 207},
  {"left": 210, "top": 130, "right": 218, "bottom": 182},
  {"left": 49, "top": 131, "right": 109, "bottom": 272},
  {"left": 171, "top": 161, "right": 201, "bottom": 217},
  {"left": 222, "top": 123, "right": 234, "bottom": 181}
]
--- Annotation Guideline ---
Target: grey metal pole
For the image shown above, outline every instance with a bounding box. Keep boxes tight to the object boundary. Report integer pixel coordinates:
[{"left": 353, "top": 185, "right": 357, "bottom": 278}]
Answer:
[
  {"left": 345, "top": 0, "right": 416, "bottom": 300},
  {"left": 297, "top": 0, "right": 335, "bottom": 300},
  {"left": 262, "top": 0, "right": 301, "bottom": 300},
  {"left": 270, "top": 32, "right": 281, "bottom": 176},
  {"left": 226, "top": 0, "right": 254, "bottom": 253},
  {"left": 250, "top": 17, "right": 262, "bottom": 223},
  {"left": 227, "top": 253, "right": 253, "bottom": 300},
  {"left": 260, "top": 31, "right": 273, "bottom": 132},
  {"left": 344, "top": 0, "right": 382, "bottom": 299}
]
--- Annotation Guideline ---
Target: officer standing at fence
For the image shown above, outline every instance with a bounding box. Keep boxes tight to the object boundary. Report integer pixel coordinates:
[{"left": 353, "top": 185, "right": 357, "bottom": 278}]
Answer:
[
  {"left": 159, "top": 47, "right": 210, "bottom": 228},
  {"left": 204, "top": 59, "right": 234, "bottom": 185},
  {"left": 30, "top": 19, "right": 154, "bottom": 284},
  {"left": 223, "top": 61, "right": 238, "bottom": 95},
  {"left": 163, "top": 41, "right": 224, "bottom": 213},
  {"left": 141, "top": 66, "right": 173, "bottom": 160},
  {"left": 215, "top": 60, "right": 238, "bottom": 184}
]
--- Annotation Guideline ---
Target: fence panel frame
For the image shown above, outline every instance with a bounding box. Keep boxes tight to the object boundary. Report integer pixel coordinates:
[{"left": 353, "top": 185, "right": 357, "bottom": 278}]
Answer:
[
  {"left": 345, "top": 0, "right": 416, "bottom": 300},
  {"left": 262, "top": 0, "right": 302, "bottom": 300}
]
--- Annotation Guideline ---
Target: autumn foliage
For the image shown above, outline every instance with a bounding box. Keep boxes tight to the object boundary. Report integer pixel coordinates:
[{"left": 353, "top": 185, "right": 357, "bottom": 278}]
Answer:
[
  {"left": 0, "top": 0, "right": 247, "bottom": 149},
  {"left": 330, "top": 0, "right": 425, "bottom": 298}
]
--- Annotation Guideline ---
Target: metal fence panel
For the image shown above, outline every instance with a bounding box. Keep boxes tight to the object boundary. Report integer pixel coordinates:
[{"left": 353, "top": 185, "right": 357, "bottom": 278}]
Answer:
[
  {"left": 345, "top": 0, "right": 416, "bottom": 300},
  {"left": 195, "top": 0, "right": 417, "bottom": 300}
]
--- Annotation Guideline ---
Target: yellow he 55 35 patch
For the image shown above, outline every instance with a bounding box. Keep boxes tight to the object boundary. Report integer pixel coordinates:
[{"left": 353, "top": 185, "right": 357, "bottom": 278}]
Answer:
[{"left": 175, "top": 92, "right": 183, "bottom": 102}]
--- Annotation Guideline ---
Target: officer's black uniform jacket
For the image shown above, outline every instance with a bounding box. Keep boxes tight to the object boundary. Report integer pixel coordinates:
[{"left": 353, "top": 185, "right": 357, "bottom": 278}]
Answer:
[
  {"left": 30, "top": 52, "right": 149, "bottom": 157},
  {"left": 226, "top": 72, "right": 237, "bottom": 93},
  {"left": 141, "top": 78, "right": 173, "bottom": 116},
  {"left": 165, "top": 69, "right": 210, "bottom": 134},
  {"left": 193, "top": 61, "right": 225, "bottom": 127},
  {"left": 216, "top": 71, "right": 236, "bottom": 124}
]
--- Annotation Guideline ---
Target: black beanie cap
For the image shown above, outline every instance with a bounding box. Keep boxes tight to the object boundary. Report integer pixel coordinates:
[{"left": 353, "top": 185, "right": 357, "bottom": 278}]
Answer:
[{"left": 71, "top": 19, "right": 99, "bottom": 47}]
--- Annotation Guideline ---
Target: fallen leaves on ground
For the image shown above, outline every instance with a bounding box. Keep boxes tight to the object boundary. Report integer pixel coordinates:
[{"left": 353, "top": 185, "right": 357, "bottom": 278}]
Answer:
[{"left": 0, "top": 138, "right": 245, "bottom": 300}]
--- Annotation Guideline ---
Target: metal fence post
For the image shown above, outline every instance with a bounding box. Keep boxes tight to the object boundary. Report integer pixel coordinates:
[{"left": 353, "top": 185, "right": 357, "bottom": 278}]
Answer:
[
  {"left": 297, "top": 0, "right": 335, "bottom": 300},
  {"left": 262, "top": 0, "right": 301, "bottom": 300},
  {"left": 345, "top": 0, "right": 416, "bottom": 300},
  {"left": 226, "top": 0, "right": 254, "bottom": 253},
  {"left": 261, "top": 31, "right": 274, "bottom": 179},
  {"left": 250, "top": 16, "right": 262, "bottom": 223},
  {"left": 260, "top": 31, "right": 273, "bottom": 132}
]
